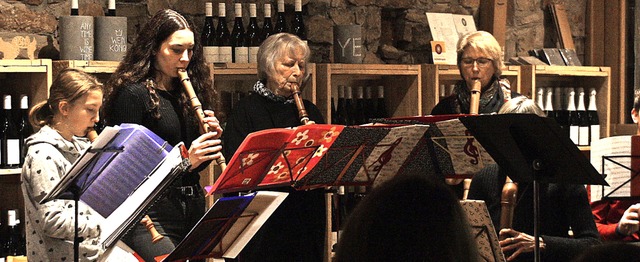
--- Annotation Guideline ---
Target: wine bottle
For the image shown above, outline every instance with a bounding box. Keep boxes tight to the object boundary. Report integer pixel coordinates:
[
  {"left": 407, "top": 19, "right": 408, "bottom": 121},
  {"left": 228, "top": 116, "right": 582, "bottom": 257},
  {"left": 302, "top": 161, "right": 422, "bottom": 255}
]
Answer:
[
  {"left": 364, "top": 86, "right": 375, "bottom": 122},
  {"left": 261, "top": 3, "right": 274, "bottom": 42},
  {"left": 71, "top": 0, "right": 79, "bottom": 15},
  {"left": 274, "top": 0, "right": 287, "bottom": 33},
  {"left": 544, "top": 88, "right": 554, "bottom": 118},
  {"left": 588, "top": 88, "right": 600, "bottom": 144},
  {"left": 4, "top": 210, "right": 25, "bottom": 256},
  {"left": 231, "top": 3, "right": 248, "bottom": 63},
  {"left": 554, "top": 87, "right": 569, "bottom": 137},
  {"left": 576, "top": 88, "right": 589, "bottom": 146},
  {"left": 246, "top": 3, "right": 260, "bottom": 63},
  {"left": 354, "top": 86, "right": 366, "bottom": 125},
  {"left": 1, "top": 95, "right": 20, "bottom": 168},
  {"left": 106, "top": 0, "right": 116, "bottom": 16},
  {"left": 334, "top": 85, "right": 347, "bottom": 125},
  {"left": 376, "top": 85, "right": 388, "bottom": 118},
  {"left": 291, "top": 0, "right": 306, "bottom": 42},
  {"left": 566, "top": 88, "right": 579, "bottom": 145},
  {"left": 17, "top": 95, "right": 32, "bottom": 166},
  {"left": 216, "top": 3, "right": 233, "bottom": 63},
  {"left": 535, "top": 87, "right": 545, "bottom": 112},
  {"left": 202, "top": 2, "right": 218, "bottom": 63},
  {"left": 345, "top": 86, "right": 355, "bottom": 125}
]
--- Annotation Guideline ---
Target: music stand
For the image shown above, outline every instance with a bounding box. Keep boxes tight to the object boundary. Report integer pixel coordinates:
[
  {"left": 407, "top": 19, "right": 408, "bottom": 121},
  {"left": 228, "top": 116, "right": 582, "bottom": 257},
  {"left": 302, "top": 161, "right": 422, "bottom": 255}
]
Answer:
[
  {"left": 458, "top": 114, "right": 607, "bottom": 262},
  {"left": 40, "top": 124, "right": 187, "bottom": 262}
]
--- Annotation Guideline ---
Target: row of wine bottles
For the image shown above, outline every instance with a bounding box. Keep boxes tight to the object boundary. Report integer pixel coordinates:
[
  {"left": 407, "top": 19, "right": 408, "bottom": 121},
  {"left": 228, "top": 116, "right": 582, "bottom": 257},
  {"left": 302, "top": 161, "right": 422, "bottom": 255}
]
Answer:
[
  {"left": 0, "top": 95, "right": 33, "bottom": 169},
  {"left": 332, "top": 85, "right": 388, "bottom": 126},
  {"left": 201, "top": 0, "right": 306, "bottom": 64},
  {"left": 0, "top": 210, "right": 26, "bottom": 258},
  {"left": 535, "top": 87, "right": 600, "bottom": 146}
]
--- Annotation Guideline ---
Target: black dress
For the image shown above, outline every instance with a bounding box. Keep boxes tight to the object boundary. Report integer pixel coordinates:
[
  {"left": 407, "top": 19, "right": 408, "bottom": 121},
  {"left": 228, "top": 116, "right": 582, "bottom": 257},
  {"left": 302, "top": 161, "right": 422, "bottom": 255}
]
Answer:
[{"left": 223, "top": 89, "right": 326, "bottom": 262}]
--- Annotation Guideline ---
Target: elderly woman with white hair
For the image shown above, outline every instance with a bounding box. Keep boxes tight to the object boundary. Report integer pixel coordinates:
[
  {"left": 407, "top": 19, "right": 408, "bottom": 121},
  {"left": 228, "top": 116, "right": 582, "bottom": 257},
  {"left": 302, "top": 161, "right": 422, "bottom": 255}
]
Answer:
[{"left": 431, "top": 30, "right": 520, "bottom": 115}]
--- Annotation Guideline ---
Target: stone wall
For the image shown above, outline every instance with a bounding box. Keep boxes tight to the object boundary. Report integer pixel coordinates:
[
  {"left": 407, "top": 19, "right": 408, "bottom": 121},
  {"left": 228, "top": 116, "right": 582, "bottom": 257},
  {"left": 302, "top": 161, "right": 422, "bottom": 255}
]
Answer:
[{"left": 0, "top": 0, "right": 587, "bottom": 64}]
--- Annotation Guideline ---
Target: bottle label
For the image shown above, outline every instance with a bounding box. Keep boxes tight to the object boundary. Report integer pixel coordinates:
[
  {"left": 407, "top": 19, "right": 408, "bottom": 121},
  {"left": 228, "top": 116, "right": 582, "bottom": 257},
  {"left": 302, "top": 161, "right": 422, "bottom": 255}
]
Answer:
[
  {"left": 249, "top": 46, "right": 259, "bottom": 63},
  {"left": 578, "top": 126, "right": 589, "bottom": 146},
  {"left": 569, "top": 126, "right": 579, "bottom": 145},
  {"left": 203, "top": 46, "right": 219, "bottom": 63},
  {"left": 234, "top": 47, "right": 249, "bottom": 63},
  {"left": 590, "top": 125, "right": 600, "bottom": 144},
  {"left": 7, "top": 138, "right": 19, "bottom": 165},
  {"left": 219, "top": 46, "right": 233, "bottom": 63}
]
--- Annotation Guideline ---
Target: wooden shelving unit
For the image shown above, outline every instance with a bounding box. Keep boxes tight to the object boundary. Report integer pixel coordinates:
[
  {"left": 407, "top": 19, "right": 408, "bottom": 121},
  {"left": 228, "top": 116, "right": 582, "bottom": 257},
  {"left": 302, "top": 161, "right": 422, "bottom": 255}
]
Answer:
[
  {"left": 315, "top": 63, "right": 422, "bottom": 123},
  {"left": 53, "top": 60, "right": 120, "bottom": 84},
  {"left": 0, "top": 59, "right": 52, "bottom": 239},
  {"left": 521, "top": 65, "right": 611, "bottom": 138}
]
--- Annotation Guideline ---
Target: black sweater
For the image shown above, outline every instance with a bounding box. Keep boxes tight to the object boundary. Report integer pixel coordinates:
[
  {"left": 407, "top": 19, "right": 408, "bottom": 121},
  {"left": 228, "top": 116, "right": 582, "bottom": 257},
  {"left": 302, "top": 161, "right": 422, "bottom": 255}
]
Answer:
[
  {"left": 467, "top": 164, "right": 601, "bottom": 261},
  {"left": 222, "top": 91, "right": 326, "bottom": 262}
]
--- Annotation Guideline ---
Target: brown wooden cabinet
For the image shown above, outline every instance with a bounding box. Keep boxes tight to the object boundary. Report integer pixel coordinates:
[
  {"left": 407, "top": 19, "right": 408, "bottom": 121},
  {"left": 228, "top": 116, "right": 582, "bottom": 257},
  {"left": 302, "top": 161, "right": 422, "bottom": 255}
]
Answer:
[
  {"left": 0, "top": 59, "right": 52, "bottom": 240},
  {"left": 315, "top": 63, "right": 422, "bottom": 123},
  {"left": 521, "top": 65, "right": 612, "bottom": 142}
]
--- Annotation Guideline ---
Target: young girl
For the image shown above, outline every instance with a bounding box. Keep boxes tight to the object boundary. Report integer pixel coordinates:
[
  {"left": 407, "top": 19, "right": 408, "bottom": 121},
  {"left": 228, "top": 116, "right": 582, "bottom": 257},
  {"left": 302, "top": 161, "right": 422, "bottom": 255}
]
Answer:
[{"left": 21, "top": 68, "right": 105, "bottom": 261}]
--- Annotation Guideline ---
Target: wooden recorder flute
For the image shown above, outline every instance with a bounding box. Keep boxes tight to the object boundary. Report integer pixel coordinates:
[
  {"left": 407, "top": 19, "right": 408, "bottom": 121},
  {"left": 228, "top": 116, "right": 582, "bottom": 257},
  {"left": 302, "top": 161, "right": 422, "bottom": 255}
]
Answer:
[
  {"left": 177, "top": 69, "right": 227, "bottom": 171},
  {"left": 86, "top": 128, "right": 164, "bottom": 243},
  {"left": 290, "top": 82, "right": 310, "bottom": 125},
  {"left": 466, "top": 79, "right": 519, "bottom": 234},
  {"left": 461, "top": 80, "right": 483, "bottom": 200}
]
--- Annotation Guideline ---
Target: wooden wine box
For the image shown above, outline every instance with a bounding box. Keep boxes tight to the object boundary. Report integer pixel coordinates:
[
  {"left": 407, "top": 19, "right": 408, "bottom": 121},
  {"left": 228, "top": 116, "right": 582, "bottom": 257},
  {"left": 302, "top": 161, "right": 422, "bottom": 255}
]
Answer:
[
  {"left": 53, "top": 60, "right": 120, "bottom": 84},
  {"left": 315, "top": 63, "right": 422, "bottom": 123},
  {"left": 521, "top": 65, "right": 611, "bottom": 142},
  {"left": 0, "top": 59, "right": 53, "bottom": 240}
]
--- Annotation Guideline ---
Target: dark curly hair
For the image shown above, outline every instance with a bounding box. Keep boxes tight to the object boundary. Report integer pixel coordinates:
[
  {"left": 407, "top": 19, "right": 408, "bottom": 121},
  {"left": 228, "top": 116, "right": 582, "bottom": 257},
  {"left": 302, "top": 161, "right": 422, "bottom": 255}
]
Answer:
[{"left": 103, "top": 9, "right": 217, "bottom": 124}]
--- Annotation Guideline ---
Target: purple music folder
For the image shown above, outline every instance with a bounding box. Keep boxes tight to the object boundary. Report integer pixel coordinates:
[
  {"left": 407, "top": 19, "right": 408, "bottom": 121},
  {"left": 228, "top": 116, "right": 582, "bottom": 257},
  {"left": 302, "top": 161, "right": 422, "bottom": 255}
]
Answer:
[{"left": 76, "top": 123, "right": 173, "bottom": 218}]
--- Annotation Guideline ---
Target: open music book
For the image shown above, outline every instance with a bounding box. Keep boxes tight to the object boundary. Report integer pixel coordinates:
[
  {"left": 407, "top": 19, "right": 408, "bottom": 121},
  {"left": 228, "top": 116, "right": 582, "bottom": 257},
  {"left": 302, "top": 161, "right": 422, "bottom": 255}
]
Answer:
[
  {"left": 41, "top": 123, "right": 190, "bottom": 249},
  {"left": 161, "top": 191, "right": 288, "bottom": 261},
  {"left": 590, "top": 135, "right": 640, "bottom": 200},
  {"left": 209, "top": 116, "right": 495, "bottom": 194}
]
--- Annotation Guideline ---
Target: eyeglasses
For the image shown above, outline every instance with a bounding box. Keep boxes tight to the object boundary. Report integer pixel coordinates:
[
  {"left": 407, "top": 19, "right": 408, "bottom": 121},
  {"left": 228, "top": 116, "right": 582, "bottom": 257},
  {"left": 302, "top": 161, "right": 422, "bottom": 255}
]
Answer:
[{"left": 461, "top": 57, "right": 493, "bottom": 67}]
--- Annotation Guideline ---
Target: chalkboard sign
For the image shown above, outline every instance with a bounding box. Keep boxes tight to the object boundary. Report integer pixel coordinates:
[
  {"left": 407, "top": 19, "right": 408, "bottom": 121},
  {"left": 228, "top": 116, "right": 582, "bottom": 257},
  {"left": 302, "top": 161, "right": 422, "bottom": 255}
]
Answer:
[
  {"left": 59, "top": 16, "right": 94, "bottom": 61},
  {"left": 333, "top": 25, "right": 363, "bottom": 64},
  {"left": 95, "top": 16, "right": 127, "bottom": 61}
]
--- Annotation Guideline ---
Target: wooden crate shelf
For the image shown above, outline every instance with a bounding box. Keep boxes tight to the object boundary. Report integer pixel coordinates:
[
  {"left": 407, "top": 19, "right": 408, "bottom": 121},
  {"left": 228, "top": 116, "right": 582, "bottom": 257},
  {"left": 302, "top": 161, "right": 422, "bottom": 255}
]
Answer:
[{"left": 315, "top": 63, "right": 422, "bottom": 123}]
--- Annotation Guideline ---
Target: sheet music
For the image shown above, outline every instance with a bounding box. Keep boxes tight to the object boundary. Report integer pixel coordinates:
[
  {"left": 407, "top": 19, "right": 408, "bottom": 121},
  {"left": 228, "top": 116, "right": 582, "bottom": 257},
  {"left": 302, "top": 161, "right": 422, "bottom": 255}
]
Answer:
[
  {"left": 100, "top": 143, "right": 187, "bottom": 248},
  {"left": 590, "top": 136, "right": 632, "bottom": 200},
  {"left": 41, "top": 126, "right": 123, "bottom": 204}
]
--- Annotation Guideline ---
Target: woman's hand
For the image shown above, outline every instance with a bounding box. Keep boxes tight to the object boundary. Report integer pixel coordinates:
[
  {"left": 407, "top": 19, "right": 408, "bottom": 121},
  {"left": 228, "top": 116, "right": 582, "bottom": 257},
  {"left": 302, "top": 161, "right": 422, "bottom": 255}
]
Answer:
[
  {"left": 499, "top": 228, "right": 545, "bottom": 261},
  {"left": 188, "top": 112, "right": 223, "bottom": 171},
  {"left": 202, "top": 110, "right": 223, "bottom": 139},
  {"left": 617, "top": 203, "right": 640, "bottom": 236}
]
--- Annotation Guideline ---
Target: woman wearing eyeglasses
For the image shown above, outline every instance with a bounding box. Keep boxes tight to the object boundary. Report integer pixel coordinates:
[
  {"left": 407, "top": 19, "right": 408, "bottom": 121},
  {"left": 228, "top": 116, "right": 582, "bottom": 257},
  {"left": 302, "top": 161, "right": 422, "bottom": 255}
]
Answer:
[{"left": 431, "top": 30, "right": 520, "bottom": 115}]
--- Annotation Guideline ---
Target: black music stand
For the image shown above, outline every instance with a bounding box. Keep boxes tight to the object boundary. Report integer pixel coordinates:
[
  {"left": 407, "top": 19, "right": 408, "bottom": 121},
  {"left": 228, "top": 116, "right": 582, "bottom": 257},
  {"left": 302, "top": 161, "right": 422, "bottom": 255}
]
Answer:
[
  {"left": 40, "top": 124, "right": 187, "bottom": 262},
  {"left": 459, "top": 114, "right": 608, "bottom": 262}
]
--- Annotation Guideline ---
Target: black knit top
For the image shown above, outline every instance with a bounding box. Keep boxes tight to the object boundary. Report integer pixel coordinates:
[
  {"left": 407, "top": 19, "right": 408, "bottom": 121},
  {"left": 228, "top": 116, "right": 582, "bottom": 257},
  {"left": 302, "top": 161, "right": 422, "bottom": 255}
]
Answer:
[{"left": 467, "top": 164, "right": 601, "bottom": 261}]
